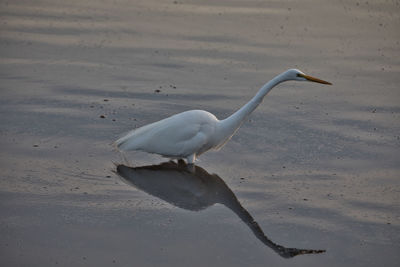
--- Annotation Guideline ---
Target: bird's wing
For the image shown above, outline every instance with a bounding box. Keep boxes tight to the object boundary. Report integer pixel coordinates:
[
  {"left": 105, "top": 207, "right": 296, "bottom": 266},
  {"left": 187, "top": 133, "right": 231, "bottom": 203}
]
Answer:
[
  {"left": 142, "top": 120, "right": 211, "bottom": 157},
  {"left": 115, "top": 111, "right": 217, "bottom": 157}
]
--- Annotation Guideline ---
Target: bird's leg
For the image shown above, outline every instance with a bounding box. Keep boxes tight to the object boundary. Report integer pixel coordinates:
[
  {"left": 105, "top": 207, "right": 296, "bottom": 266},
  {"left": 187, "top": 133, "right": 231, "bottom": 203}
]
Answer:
[
  {"left": 186, "top": 154, "right": 196, "bottom": 164},
  {"left": 186, "top": 163, "right": 195, "bottom": 173}
]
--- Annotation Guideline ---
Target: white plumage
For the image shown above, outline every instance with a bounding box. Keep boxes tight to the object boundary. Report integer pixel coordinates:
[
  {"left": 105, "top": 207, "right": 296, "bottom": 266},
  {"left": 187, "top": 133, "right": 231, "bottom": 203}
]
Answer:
[
  {"left": 116, "top": 110, "right": 220, "bottom": 162},
  {"left": 114, "top": 69, "right": 331, "bottom": 163}
]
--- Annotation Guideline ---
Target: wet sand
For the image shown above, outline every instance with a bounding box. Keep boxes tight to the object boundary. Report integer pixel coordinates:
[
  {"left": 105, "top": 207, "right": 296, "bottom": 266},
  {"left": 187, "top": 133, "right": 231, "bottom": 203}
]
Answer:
[{"left": 0, "top": 0, "right": 399, "bottom": 266}]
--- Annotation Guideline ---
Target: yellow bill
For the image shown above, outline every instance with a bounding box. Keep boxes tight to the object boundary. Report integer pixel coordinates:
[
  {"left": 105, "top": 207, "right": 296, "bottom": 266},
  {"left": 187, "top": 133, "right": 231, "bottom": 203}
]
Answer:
[{"left": 298, "top": 73, "right": 332, "bottom": 85}]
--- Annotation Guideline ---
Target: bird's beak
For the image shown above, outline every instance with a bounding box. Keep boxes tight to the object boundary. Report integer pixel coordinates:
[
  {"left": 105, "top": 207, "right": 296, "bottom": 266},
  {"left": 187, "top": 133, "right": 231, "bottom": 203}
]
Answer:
[{"left": 299, "top": 73, "right": 332, "bottom": 85}]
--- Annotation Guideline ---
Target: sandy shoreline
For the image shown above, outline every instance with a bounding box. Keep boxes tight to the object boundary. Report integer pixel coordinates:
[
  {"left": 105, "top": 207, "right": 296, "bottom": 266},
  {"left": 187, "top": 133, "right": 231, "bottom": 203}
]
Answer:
[{"left": 1, "top": 0, "right": 399, "bottom": 266}]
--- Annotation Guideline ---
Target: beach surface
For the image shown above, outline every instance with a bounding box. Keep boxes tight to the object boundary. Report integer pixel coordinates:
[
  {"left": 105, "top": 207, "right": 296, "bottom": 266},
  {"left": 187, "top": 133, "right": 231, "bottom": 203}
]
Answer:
[{"left": 0, "top": 0, "right": 399, "bottom": 266}]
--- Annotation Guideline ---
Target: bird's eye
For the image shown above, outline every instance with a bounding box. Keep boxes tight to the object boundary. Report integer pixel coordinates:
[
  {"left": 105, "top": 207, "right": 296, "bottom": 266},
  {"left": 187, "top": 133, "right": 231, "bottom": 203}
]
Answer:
[{"left": 296, "top": 73, "right": 302, "bottom": 77}]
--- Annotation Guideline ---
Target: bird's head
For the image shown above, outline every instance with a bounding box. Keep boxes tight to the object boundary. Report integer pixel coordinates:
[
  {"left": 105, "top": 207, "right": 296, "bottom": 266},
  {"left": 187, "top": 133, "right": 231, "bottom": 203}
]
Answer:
[{"left": 284, "top": 69, "right": 332, "bottom": 85}]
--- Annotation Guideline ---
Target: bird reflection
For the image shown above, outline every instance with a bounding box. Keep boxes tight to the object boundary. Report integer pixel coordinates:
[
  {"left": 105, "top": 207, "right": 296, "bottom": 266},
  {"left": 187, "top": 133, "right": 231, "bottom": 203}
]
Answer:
[{"left": 116, "top": 160, "right": 325, "bottom": 258}]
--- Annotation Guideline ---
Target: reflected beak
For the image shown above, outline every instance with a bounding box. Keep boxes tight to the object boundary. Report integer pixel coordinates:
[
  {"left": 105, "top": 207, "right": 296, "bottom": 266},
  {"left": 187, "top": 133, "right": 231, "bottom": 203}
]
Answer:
[{"left": 299, "top": 73, "right": 332, "bottom": 85}]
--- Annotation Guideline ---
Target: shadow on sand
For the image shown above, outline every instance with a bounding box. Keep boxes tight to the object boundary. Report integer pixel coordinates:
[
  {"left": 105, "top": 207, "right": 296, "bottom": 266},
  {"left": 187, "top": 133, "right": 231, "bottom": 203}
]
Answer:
[{"left": 116, "top": 160, "right": 325, "bottom": 258}]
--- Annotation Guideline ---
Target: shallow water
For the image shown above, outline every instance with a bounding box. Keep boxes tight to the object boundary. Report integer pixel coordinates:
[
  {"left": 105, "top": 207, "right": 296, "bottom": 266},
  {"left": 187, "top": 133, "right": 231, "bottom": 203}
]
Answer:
[{"left": 1, "top": 0, "right": 399, "bottom": 266}]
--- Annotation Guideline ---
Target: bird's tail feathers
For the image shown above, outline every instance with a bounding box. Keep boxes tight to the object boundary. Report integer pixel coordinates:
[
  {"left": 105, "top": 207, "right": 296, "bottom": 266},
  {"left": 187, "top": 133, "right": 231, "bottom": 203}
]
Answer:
[
  {"left": 114, "top": 136, "right": 130, "bottom": 151},
  {"left": 113, "top": 128, "right": 142, "bottom": 151}
]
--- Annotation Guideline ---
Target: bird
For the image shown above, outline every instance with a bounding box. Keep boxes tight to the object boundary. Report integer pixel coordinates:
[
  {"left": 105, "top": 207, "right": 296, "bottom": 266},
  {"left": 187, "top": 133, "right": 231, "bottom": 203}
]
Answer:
[{"left": 114, "top": 69, "right": 331, "bottom": 164}]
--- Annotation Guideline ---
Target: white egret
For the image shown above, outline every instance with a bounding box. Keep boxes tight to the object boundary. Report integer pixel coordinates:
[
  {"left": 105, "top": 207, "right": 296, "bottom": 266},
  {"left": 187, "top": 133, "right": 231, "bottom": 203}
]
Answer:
[{"left": 114, "top": 69, "right": 331, "bottom": 163}]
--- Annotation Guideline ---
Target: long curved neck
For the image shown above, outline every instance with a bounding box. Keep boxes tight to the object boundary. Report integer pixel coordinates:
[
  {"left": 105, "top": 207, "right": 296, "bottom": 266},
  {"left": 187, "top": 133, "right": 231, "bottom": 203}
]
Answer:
[{"left": 218, "top": 73, "right": 286, "bottom": 138}]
